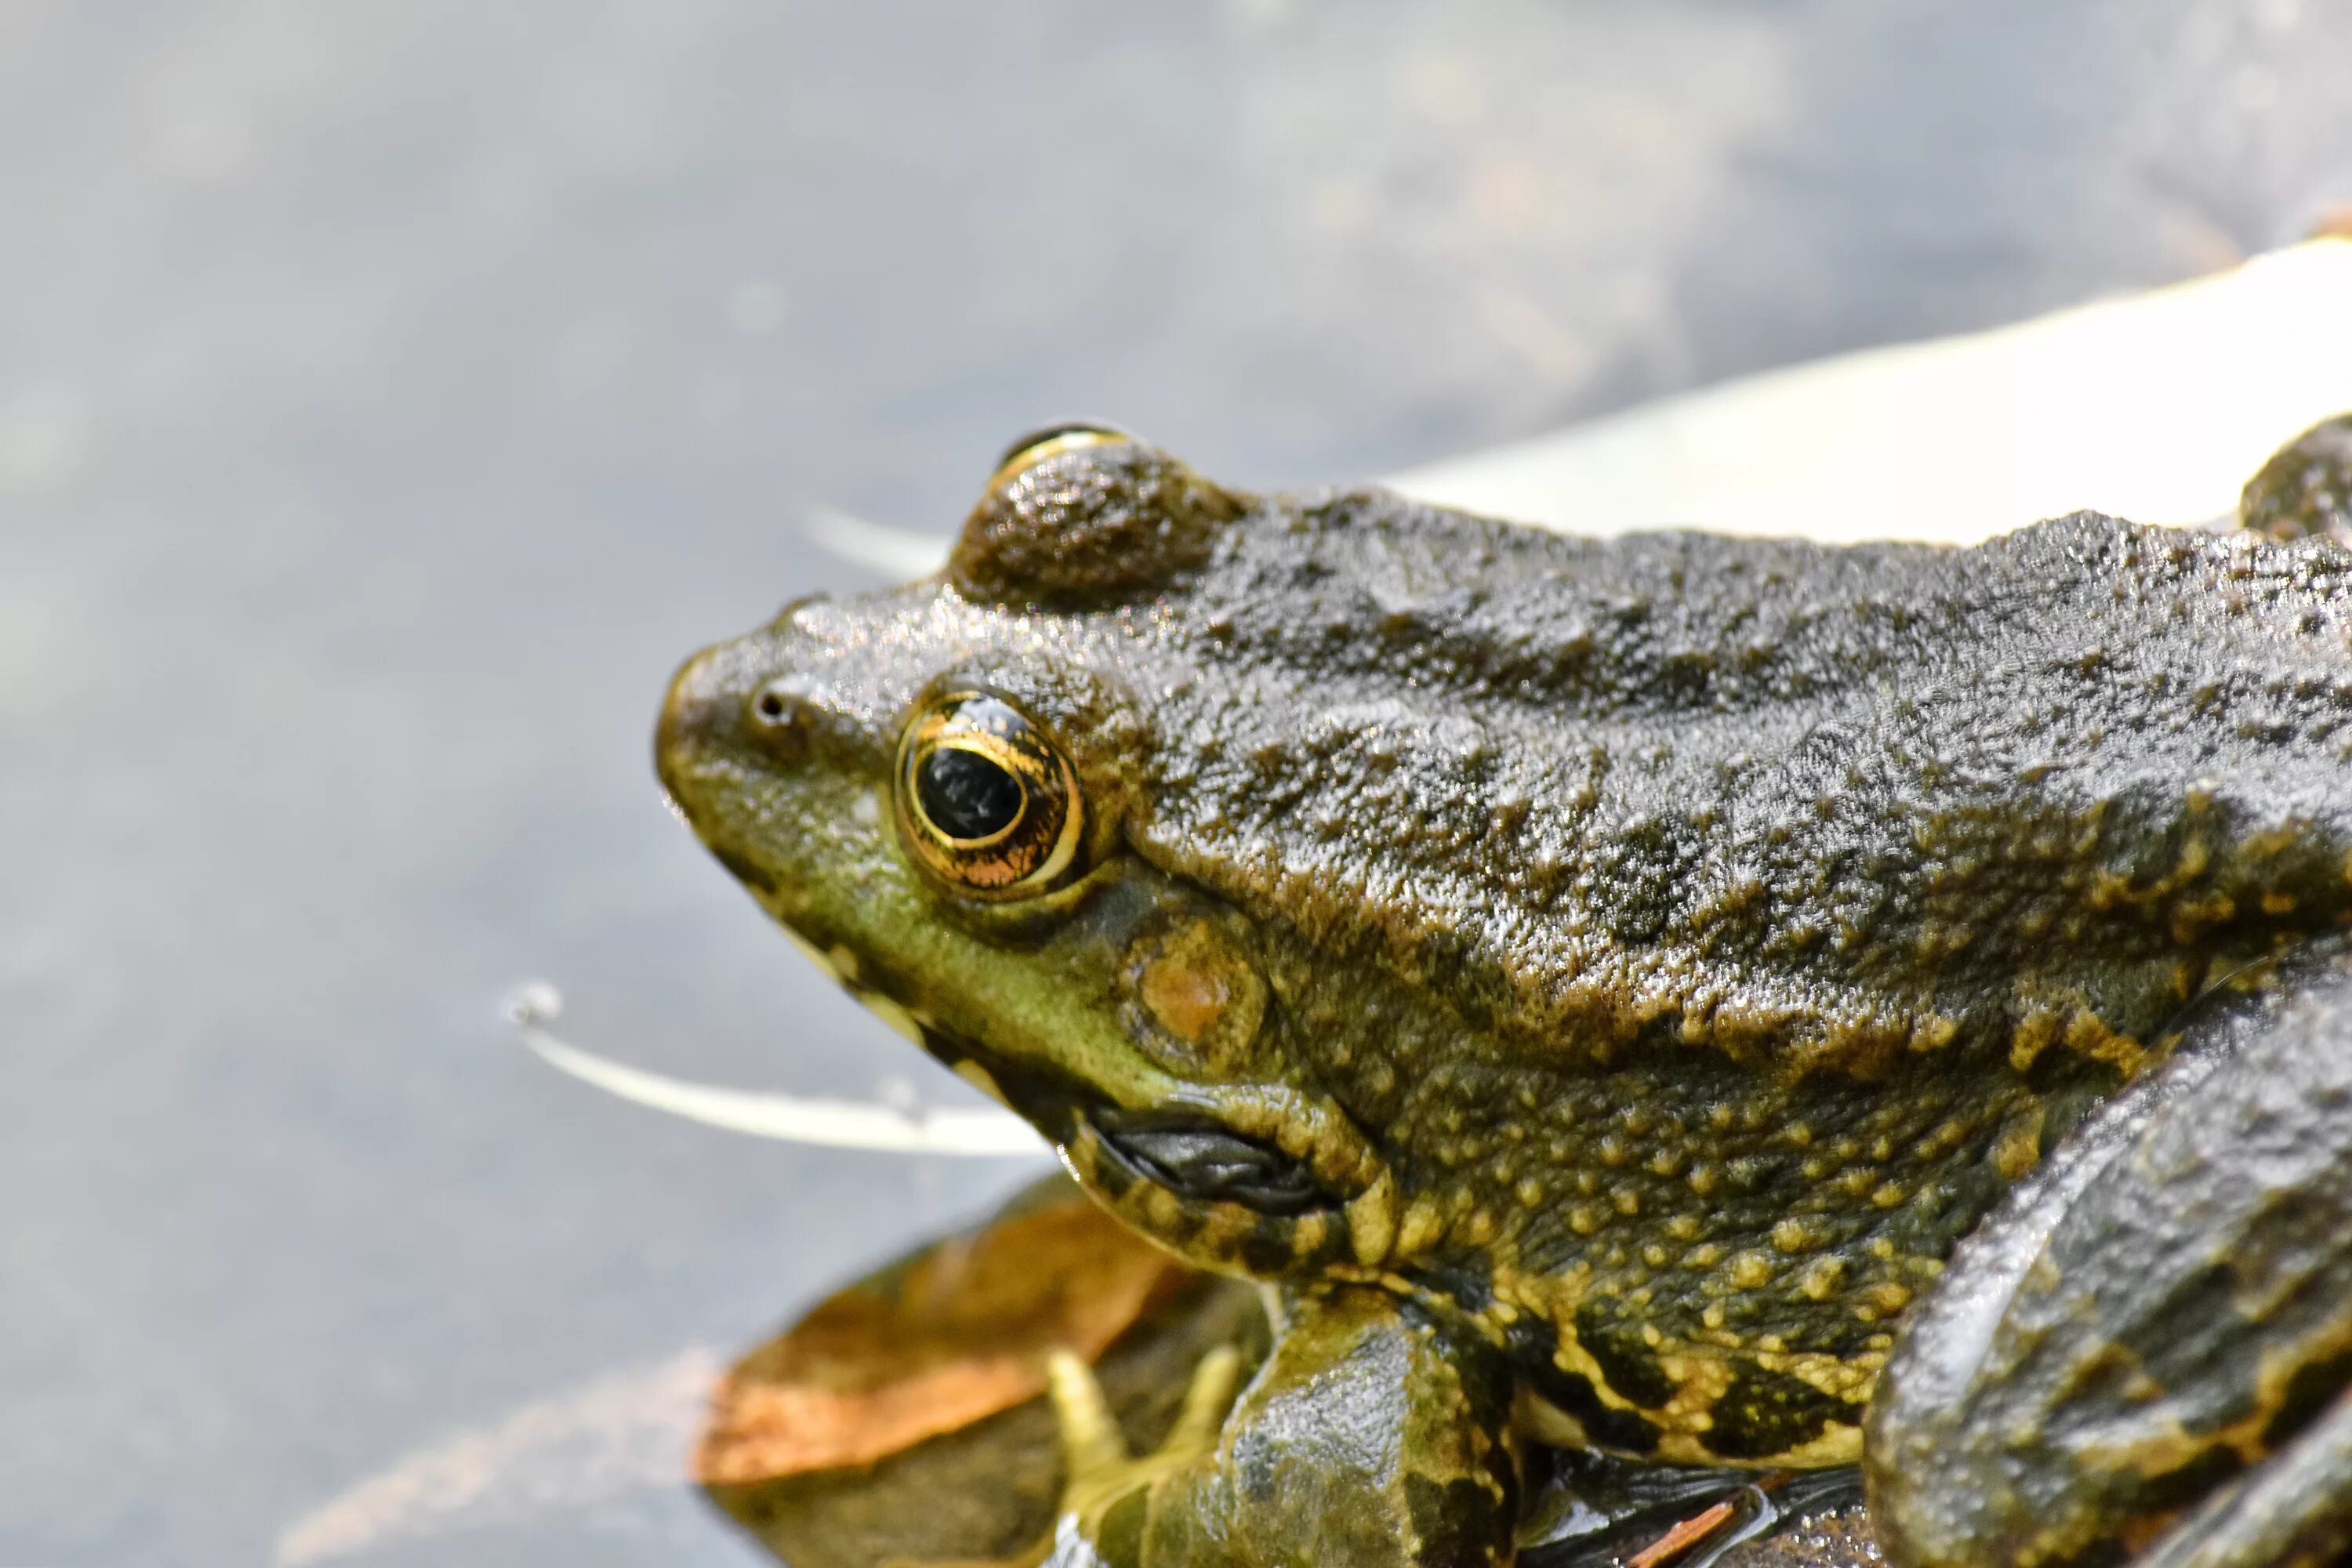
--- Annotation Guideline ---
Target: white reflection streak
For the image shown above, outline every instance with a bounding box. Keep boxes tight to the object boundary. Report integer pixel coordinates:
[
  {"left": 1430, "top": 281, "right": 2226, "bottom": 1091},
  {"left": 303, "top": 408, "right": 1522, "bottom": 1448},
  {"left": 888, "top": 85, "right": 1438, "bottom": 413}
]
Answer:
[
  {"left": 803, "top": 503, "right": 949, "bottom": 577},
  {"left": 506, "top": 983, "right": 1047, "bottom": 1157},
  {"left": 271, "top": 1348, "right": 720, "bottom": 1566}
]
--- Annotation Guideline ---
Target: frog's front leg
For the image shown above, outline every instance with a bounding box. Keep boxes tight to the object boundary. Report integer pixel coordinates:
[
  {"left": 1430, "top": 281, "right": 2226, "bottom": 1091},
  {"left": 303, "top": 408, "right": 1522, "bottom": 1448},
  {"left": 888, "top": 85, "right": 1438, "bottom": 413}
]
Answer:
[
  {"left": 1866, "top": 937, "right": 2352, "bottom": 1568},
  {"left": 1042, "top": 1282, "right": 1519, "bottom": 1568}
]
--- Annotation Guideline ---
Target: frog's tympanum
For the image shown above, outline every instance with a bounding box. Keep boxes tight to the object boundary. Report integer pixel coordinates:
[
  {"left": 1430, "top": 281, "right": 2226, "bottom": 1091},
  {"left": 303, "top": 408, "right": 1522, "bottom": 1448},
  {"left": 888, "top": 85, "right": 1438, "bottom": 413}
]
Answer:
[{"left": 659, "top": 416, "right": 2352, "bottom": 1568}]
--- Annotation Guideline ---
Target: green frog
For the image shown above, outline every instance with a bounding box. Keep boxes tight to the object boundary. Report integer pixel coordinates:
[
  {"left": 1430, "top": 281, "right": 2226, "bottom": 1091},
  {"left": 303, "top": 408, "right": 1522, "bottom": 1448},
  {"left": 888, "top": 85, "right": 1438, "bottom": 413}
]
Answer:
[{"left": 656, "top": 417, "right": 2352, "bottom": 1568}]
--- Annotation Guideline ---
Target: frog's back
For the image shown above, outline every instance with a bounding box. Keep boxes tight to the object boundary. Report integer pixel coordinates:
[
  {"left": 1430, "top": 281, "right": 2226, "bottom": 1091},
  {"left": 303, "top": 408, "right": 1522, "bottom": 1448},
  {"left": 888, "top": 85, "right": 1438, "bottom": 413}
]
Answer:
[{"left": 1138, "top": 489, "right": 2352, "bottom": 1083}]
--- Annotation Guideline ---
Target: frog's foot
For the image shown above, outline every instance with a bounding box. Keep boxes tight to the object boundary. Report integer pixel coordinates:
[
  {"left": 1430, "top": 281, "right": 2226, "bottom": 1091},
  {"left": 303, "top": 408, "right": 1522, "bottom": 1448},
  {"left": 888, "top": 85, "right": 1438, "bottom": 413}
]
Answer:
[
  {"left": 899, "top": 1284, "right": 1519, "bottom": 1568},
  {"left": 1044, "top": 1345, "right": 1243, "bottom": 1548},
  {"left": 875, "top": 1347, "right": 1241, "bottom": 1568},
  {"left": 945, "top": 1286, "right": 1519, "bottom": 1568}
]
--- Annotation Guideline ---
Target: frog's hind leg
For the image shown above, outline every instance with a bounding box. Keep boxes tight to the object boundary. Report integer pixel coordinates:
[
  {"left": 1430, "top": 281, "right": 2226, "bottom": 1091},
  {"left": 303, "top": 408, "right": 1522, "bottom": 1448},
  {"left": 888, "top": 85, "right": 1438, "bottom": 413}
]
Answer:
[
  {"left": 1864, "top": 935, "right": 2352, "bottom": 1568},
  {"left": 2129, "top": 1386, "right": 2352, "bottom": 1568}
]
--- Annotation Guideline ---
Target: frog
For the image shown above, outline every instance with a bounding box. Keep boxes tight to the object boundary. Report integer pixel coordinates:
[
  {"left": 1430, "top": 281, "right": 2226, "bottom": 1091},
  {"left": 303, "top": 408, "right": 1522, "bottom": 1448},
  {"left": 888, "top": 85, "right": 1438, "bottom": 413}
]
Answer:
[{"left": 655, "top": 414, "right": 2352, "bottom": 1568}]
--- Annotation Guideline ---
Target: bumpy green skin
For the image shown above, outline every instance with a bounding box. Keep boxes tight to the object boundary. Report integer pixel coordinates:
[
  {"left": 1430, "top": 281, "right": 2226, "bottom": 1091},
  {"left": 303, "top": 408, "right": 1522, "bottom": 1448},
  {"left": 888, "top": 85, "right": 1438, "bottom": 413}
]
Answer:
[{"left": 659, "top": 429, "right": 2352, "bottom": 1567}]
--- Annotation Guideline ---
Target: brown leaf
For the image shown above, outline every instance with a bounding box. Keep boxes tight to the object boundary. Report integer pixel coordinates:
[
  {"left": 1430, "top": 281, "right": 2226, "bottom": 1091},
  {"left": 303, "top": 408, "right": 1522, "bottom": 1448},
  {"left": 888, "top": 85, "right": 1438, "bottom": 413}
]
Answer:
[{"left": 695, "top": 1194, "right": 1189, "bottom": 1483}]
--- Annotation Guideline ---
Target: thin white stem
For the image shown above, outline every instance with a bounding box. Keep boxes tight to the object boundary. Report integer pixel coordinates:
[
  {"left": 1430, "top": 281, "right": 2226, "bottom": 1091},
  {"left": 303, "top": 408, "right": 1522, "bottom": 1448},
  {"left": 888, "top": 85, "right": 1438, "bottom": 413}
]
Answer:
[{"left": 506, "top": 984, "right": 1047, "bottom": 1158}]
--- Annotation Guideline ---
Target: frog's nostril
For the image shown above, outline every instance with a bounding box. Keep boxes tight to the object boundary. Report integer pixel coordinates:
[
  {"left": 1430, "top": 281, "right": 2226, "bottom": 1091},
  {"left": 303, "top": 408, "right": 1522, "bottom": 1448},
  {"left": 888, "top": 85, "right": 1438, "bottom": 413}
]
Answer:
[{"left": 744, "top": 679, "right": 812, "bottom": 761}]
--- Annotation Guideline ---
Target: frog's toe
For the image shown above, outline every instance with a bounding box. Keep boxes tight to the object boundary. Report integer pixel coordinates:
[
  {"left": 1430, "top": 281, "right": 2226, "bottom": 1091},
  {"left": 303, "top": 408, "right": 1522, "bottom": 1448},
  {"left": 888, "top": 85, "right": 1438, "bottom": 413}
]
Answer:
[
  {"left": 1045, "top": 1344, "right": 1243, "bottom": 1535},
  {"left": 866, "top": 1353, "right": 1242, "bottom": 1568}
]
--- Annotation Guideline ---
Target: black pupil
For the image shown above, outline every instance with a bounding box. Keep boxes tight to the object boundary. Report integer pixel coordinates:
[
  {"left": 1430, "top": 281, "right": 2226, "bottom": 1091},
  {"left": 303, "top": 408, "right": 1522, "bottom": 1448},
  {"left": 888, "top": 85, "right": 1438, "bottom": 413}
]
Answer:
[{"left": 917, "top": 746, "right": 1025, "bottom": 840}]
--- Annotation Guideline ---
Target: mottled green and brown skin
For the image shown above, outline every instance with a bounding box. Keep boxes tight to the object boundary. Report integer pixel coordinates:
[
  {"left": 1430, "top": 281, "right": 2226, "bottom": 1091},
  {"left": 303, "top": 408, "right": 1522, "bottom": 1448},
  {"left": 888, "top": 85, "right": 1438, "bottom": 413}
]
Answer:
[{"left": 657, "top": 417, "right": 2352, "bottom": 1567}]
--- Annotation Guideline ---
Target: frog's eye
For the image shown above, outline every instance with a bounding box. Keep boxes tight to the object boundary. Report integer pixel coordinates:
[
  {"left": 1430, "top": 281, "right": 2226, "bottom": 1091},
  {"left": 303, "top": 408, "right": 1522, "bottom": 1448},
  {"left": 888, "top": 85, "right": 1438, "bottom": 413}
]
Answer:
[
  {"left": 895, "top": 693, "right": 1085, "bottom": 898},
  {"left": 986, "top": 423, "right": 1134, "bottom": 490}
]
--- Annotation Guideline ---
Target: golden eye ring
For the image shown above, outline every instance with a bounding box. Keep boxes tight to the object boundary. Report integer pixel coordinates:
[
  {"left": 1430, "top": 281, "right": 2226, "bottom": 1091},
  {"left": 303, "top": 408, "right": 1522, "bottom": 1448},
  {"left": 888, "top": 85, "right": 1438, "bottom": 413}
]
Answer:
[
  {"left": 985, "top": 423, "right": 1134, "bottom": 490},
  {"left": 894, "top": 693, "right": 1085, "bottom": 898}
]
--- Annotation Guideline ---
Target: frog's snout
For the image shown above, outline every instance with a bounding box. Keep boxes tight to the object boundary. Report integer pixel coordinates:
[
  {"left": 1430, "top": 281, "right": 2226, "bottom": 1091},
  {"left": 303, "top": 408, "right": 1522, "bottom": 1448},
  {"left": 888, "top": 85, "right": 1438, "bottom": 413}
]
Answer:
[
  {"left": 659, "top": 637, "right": 827, "bottom": 804},
  {"left": 655, "top": 641, "right": 733, "bottom": 795}
]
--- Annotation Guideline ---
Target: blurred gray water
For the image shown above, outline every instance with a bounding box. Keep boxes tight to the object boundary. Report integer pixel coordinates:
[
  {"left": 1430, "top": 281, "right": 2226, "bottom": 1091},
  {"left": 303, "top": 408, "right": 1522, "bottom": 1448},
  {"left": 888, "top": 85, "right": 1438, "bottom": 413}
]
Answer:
[{"left": 3, "top": 3, "right": 2350, "bottom": 1564}]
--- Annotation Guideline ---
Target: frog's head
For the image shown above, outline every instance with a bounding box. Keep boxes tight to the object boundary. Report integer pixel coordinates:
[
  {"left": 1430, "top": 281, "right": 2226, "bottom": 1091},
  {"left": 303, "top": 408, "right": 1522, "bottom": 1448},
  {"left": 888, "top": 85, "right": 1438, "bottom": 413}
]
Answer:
[{"left": 656, "top": 428, "right": 1398, "bottom": 1281}]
